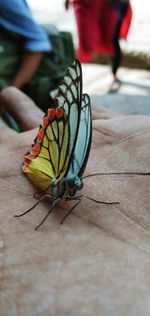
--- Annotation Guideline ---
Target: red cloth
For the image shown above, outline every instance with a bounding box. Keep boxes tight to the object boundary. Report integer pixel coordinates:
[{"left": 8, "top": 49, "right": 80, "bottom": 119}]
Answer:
[{"left": 73, "top": 0, "right": 132, "bottom": 62}]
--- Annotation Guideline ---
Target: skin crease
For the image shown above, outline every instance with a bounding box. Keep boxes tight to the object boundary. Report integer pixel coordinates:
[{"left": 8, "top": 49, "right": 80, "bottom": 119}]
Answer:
[{"left": 0, "top": 87, "right": 150, "bottom": 315}]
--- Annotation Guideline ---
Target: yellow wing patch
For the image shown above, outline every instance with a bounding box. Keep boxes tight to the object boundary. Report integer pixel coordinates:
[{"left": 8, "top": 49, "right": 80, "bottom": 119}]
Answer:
[{"left": 23, "top": 107, "right": 69, "bottom": 192}]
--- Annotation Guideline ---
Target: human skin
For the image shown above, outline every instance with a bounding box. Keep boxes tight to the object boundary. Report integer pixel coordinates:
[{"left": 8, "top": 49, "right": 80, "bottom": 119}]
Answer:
[
  {"left": 11, "top": 52, "right": 44, "bottom": 89},
  {"left": 0, "top": 87, "right": 150, "bottom": 315},
  {"left": 0, "top": 86, "right": 43, "bottom": 131}
]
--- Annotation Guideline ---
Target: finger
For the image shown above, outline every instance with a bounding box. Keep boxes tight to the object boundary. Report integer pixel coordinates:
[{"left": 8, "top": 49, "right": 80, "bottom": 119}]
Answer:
[
  {"left": 0, "top": 116, "right": 8, "bottom": 129},
  {"left": 0, "top": 87, "right": 44, "bottom": 131},
  {"left": 17, "top": 128, "right": 38, "bottom": 147}
]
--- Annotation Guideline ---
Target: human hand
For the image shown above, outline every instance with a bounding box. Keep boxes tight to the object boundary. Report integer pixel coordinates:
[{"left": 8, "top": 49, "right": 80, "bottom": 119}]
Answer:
[
  {"left": 0, "top": 87, "right": 44, "bottom": 132},
  {"left": 0, "top": 94, "right": 150, "bottom": 315}
]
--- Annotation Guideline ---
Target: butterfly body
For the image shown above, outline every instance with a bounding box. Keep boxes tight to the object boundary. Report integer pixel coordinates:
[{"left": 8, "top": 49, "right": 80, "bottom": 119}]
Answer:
[{"left": 51, "top": 176, "right": 83, "bottom": 199}]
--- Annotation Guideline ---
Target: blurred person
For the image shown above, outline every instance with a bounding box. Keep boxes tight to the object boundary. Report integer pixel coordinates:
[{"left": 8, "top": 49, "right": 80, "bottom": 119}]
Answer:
[
  {"left": 65, "top": 0, "right": 132, "bottom": 92},
  {"left": 0, "top": 0, "right": 51, "bottom": 89},
  {"left": 0, "top": 0, "right": 75, "bottom": 113}
]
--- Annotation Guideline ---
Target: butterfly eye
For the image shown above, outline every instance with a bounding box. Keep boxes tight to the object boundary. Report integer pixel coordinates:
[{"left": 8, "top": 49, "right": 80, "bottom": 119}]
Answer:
[{"left": 76, "top": 179, "right": 83, "bottom": 191}]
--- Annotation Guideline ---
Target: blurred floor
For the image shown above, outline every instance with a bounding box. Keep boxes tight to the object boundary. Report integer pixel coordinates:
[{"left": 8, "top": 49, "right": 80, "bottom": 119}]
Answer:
[{"left": 83, "top": 64, "right": 150, "bottom": 116}]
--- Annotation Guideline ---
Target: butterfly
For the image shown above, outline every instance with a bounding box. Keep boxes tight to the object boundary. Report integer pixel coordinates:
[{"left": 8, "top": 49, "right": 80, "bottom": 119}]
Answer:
[{"left": 15, "top": 59, "right": 118, "bottom": 229}]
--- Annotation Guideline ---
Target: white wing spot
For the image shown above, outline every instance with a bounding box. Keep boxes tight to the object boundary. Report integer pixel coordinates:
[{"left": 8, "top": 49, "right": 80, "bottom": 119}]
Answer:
[
  {"left": 65, "top": 76, "right": 72, "bottom": 86},
  {"left": 71, "top": 69, "right": 77, "bottom": 80},
  {"left": 71, "top": 84, "right": 77, "bottom": 98}
]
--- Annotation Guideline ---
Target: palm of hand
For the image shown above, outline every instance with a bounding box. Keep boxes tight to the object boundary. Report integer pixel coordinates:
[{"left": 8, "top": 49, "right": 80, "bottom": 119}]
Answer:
[{"left": 0, "top": 88, "right": 150, "bottom": 314}]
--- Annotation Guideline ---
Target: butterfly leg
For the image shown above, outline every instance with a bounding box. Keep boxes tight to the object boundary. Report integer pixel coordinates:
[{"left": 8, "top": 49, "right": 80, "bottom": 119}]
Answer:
[
  {"left": 33, "top": 186, "right": 52, "bottom": 199},
  {"left": 35, "top": 198, "right": 60, "bottom": 230},
  {"left": 14, "top": 193, "right": 53, "bottom": 218},
  {"left": 60, "top": 197, "right": 81, "bottom": 225},
  {"left": 34, "top": 191, "right": 46, "bottom": 199}
]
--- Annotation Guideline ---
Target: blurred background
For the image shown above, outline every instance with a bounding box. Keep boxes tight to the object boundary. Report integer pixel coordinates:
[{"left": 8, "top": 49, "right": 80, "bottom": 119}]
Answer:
[
  {"left": 27, "top": 0, "right": 150, "bottom": 60},
  {"left": 27, "top": 0, "right": 150, "bottom": 115}
]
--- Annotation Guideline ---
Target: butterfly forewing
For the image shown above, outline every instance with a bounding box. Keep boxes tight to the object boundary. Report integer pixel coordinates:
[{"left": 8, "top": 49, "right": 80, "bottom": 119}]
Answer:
[
  {"left": 23, "top": 59, "right": 85, "bottom": 193},
  {"left": 56, "top": 59, "right": 83, "bottom": 176}
]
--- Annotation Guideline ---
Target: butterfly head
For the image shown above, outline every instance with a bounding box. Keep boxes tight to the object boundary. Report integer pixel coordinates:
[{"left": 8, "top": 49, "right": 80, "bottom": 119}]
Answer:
[{"left": 51, "top": 176, "right": 83, "bottom": 199}]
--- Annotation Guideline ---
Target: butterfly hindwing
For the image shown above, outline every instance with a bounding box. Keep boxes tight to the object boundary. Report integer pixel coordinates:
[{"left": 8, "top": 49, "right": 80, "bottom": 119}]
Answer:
[{"left": 66, "top": 93, "right": 92, "bottom": 179}]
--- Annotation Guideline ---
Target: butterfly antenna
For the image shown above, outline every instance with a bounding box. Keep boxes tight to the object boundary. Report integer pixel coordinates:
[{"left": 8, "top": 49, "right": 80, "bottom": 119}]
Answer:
[
  {"left": 35, "top": 198, "right": 60, "bottom": 230},
  {"left": 83, "top": 172, "right": 150, "bottom": 180},
  {"left": 83, "top": 195, "right": 119, "bottom": 205},
  {"left": 14, "top": 194, "right": 51, "bottom": 218},
  {"left": 60, "top": 198, "right": 81, "bottom": 225}
]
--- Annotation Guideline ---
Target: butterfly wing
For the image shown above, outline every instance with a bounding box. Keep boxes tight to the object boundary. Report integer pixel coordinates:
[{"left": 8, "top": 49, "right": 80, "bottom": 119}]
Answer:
[
  {"left": 23, "top": 108, "right": 70, "bottom": 193},
  {"left": 66, "top": 93, "right": 92, "bottom": 180},
  {"left": 56, "top": 59, "right": 82, "bottom": 164},
  {"left": 23, "top": 60, "right": 83, "bottom": 194}
]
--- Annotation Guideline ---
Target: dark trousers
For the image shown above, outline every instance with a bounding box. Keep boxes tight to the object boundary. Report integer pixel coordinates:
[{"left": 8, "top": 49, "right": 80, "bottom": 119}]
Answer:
[{"left": 111, "top": 3, "right": 128, "bottom": 76}]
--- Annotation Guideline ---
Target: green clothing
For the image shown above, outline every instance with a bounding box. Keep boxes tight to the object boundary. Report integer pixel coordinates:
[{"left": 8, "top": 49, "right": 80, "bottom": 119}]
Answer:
[{"left": 0, "top": 28, "right": 75, "bottom": 112}]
